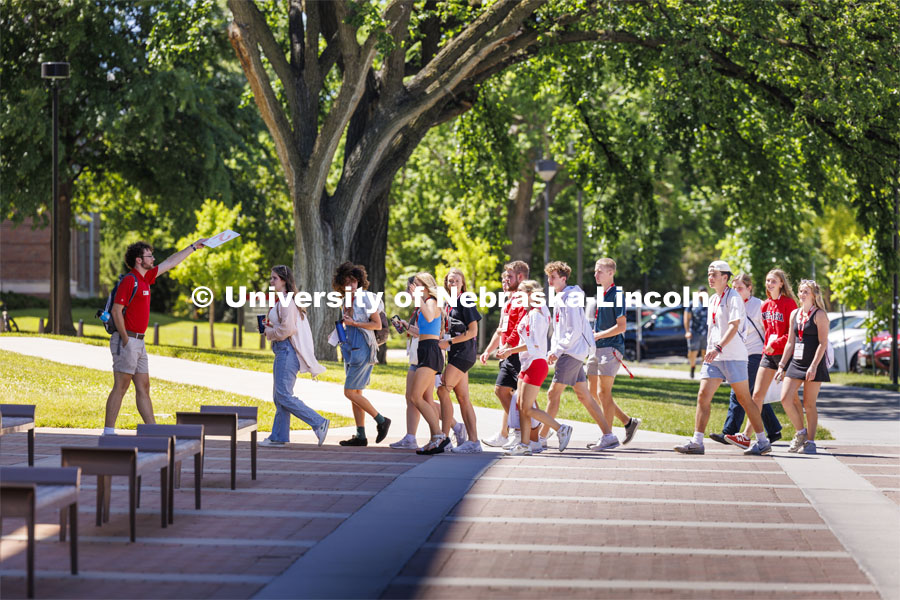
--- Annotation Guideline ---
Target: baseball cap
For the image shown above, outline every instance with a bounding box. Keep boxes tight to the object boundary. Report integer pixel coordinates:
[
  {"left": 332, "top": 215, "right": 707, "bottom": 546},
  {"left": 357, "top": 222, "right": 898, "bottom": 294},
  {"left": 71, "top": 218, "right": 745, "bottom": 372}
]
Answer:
[{"left": 708, "top": 260, "right": 732, "bottom": 273}]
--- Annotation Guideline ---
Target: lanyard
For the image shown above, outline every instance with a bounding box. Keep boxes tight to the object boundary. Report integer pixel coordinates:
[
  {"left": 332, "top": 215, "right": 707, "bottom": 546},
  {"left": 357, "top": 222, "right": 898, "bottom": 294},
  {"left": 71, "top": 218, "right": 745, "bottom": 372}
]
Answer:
[
  {"left": 711, "top": 288, "right": 729, "bottom": 327},
  {"left": 797, "top": 307, "right": 814, "bottom": 343}
]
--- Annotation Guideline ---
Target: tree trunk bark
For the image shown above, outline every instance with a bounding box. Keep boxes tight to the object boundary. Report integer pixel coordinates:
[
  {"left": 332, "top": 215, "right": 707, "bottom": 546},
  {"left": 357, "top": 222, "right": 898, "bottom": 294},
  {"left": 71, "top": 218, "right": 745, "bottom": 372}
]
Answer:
[
  {"left": 56, "top": 184, "right": 76, "bottom": 336},
  {"left": 350, "top": 186, "right": 390, "bottom": 363},
  {"left": 505, "top": 170, "right": 539, "bottom": 263}
]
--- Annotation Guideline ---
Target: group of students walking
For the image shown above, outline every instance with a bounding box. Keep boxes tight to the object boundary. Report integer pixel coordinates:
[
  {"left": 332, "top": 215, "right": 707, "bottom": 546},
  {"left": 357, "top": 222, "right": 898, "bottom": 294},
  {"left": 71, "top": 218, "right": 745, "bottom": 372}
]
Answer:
[{"left": 256, "top": 258, "right": 829, "bottom": 458}]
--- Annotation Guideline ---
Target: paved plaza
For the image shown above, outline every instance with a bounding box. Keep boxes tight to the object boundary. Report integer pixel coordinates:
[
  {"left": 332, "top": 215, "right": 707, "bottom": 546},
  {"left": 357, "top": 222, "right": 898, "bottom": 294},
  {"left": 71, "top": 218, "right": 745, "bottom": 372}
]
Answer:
[{"left": 1, "top": 338, "right": 898, "bottom": 598}]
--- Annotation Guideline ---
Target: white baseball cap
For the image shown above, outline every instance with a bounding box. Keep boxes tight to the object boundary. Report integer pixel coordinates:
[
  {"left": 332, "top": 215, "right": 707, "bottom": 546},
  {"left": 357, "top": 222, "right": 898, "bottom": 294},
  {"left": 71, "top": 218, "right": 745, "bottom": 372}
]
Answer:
[{"left": 708, "top": 260, "right": 732, "bottom": 273}]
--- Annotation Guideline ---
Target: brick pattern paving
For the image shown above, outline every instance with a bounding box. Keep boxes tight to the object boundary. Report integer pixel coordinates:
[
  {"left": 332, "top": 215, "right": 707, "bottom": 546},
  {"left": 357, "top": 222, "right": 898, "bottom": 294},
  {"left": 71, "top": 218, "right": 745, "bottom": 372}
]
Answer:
[
  {"left": 835, "top": 446, "right": 900, "bottom": 506},
  {"left": 0, "top": 432, "right": 425, "bottom": 599},
  {"left": 383, "top": 443, "right": 883, "bottom": 599}
]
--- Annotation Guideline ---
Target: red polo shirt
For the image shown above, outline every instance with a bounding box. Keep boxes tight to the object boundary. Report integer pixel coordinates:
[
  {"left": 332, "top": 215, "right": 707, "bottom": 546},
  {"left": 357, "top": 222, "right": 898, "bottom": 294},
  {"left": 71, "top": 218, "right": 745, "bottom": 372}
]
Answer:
[{"left": 114, "top": 266, "right": 158, "bottom": 334}]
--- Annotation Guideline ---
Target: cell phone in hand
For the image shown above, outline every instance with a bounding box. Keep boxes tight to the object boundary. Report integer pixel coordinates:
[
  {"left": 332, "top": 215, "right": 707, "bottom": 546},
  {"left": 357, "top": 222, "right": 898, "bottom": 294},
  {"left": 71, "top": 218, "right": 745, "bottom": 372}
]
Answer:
[
  {"left": 391, "top": 314, "right": 405, "bottom": 334},
  {"left": 256, "top": 315, "right": 266, "bottom": 334}
]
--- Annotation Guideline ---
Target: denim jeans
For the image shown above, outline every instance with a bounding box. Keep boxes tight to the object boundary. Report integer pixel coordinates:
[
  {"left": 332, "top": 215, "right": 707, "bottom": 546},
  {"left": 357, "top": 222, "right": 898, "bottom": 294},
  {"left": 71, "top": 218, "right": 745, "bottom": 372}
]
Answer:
[
  {"left": 270, "top": 340, "right": 325, "bottom": 442},
  {"left": 722, "top": 353, "right": 782, "bottom": 436}
]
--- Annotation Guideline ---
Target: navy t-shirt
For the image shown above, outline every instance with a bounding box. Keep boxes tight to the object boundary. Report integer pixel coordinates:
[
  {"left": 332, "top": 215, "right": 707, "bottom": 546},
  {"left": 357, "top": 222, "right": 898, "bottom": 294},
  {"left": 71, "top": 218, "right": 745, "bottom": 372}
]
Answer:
[
  {"left": 448, "top": 304, "right": 482, "bottom": 364},
  {"left": 594, "top": 284, "right": 625, "bottom": 353},
  {"left": 690, "top": 303, "right": 708, "bottom": 337}
]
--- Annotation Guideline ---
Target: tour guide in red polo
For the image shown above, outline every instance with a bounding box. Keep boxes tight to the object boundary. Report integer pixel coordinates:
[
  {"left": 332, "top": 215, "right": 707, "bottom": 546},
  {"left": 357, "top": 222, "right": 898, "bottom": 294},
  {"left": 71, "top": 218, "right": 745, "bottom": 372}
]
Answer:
[{"left": 103, "top": 239, "right": 206, "bottom": 434}]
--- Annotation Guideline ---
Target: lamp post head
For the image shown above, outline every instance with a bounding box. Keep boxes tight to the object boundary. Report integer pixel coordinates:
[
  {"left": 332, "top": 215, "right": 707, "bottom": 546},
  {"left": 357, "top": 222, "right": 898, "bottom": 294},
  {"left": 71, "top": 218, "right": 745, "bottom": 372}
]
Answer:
[
  {"left": 41, "top": 62, "right": 70, "bottom": 80},
  {"left": 535, "top": 158, "right": 559, "bottom": 183}
]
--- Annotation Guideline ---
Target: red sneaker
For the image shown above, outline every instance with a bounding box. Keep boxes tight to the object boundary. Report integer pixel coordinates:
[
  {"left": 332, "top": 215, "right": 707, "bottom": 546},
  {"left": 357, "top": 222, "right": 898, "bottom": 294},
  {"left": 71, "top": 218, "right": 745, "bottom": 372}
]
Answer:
[{"left": 724, "top": 433, "right": 751, "bottom": 450}]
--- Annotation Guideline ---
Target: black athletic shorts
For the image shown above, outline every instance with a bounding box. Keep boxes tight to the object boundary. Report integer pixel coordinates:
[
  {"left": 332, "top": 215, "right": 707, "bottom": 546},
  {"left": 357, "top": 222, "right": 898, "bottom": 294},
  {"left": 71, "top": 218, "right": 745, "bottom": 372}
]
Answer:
[
  {"left": 448, "top": 355, "right": 476, "bottom": 373},
  {"left": 760, "top": 353, "right": 782, "bottom": 371},
  {"left": 416, "top": 339, "right": 444, "bottom": 373},
  {"left": 495, "top": 353, "right": 521, "bottom": 389}
]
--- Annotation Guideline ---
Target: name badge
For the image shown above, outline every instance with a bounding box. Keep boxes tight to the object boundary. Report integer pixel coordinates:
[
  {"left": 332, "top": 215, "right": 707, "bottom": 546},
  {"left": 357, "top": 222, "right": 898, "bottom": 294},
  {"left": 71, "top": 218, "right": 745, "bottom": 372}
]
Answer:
[
  {"left": 499, "top": 312, "right": 509, "bottom": 333},
  {"left": 793, "top": 342, "right": 804, "bottom": 360}
]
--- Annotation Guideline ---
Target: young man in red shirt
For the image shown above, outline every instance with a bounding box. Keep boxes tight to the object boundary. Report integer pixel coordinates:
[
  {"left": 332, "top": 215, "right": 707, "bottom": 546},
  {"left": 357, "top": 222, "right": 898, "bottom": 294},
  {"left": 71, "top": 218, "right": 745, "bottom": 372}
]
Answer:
[
  {"left": 479, "top": 260, "right": 529, "bottom": 447},
  {"left": 103, "top": 239, "right": 206, "bottom": 434}
]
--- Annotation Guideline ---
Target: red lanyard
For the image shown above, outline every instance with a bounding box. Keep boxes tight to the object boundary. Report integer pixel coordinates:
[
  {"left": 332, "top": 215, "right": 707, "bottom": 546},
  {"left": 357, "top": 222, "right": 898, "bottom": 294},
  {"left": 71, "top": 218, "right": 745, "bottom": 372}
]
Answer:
[
  {"left": 797, "top": 308, "right": 814, "bottom": 342},
  {"left": 711, "top": 288, "right": 728, "bottom": 327}
]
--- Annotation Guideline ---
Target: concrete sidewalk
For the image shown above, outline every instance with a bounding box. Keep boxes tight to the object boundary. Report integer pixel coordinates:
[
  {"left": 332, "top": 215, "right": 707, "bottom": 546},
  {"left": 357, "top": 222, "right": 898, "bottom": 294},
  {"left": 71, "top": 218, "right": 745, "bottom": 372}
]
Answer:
[{"left": 0, "top": 337, "right": 678, "bottom": 447}]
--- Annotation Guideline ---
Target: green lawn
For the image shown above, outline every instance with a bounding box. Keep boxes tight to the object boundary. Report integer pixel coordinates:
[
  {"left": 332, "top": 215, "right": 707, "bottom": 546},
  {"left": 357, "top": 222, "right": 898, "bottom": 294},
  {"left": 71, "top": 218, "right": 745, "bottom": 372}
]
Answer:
[
  {"left": 0, "top": 333, "right": 831, "bottom": 439},
  {"left": 0, "top": 349, "right": 353, "bottom": 432}
]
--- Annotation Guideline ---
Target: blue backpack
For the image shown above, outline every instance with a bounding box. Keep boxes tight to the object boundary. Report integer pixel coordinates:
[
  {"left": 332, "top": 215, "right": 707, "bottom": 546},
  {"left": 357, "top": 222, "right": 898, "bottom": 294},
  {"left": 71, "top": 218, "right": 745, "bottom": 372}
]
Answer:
[{"left": 96, "top": 273, "right": 138, "bottom": 334}]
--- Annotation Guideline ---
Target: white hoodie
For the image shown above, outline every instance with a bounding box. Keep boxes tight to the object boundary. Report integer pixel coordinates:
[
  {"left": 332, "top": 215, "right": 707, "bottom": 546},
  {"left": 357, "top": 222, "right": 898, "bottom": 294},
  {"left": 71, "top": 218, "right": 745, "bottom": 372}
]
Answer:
[{"left": 549, "top": 285, "right": 594, "bottom": 361}]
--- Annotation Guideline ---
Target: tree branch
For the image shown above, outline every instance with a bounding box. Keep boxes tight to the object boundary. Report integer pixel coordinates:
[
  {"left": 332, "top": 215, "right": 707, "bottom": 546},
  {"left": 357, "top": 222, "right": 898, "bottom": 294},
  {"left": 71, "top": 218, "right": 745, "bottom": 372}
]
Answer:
[
  {"left": 229, "top": 0, "right": 299, "bottom": 120},
  {"left": 379, "top": 0, "right": 414, "bottom": 98},
  {"left": 227, "top": 19, "right": 298, "bottom": 197}
]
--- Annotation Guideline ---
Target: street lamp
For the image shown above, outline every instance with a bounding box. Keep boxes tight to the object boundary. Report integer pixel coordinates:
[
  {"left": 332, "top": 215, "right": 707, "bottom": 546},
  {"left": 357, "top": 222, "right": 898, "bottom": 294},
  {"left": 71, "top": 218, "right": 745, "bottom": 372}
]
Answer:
[
  {"left": 535, "top": 157, "right": 559, "bottom": 284},
  {"left": 42, "top": 61, "right": 70, "bottom": 335}
]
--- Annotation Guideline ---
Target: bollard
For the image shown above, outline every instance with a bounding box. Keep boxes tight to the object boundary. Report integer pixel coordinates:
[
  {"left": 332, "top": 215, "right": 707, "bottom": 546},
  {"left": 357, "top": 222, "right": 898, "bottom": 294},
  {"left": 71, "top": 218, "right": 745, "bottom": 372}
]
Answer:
[
  {"left": 238, "top": 322, "right": 243, "bottom": 347},
  {"left": 232, "top": 327, "right": 237, "bottom": 348},
  {"left": 192, "top": 325, "right": 198, "bottom": 347},
  {"left": 259, "top": 333, "right": 265, "bottom": 349},
  {"left": 38, "top": 317, "right": 44, "bottom": 333},
  {"left": 153, "top": 323, "right": 159, "bottom": 346},
  {"left": 77, "top": 319, "right": 83, "bottom": 337}
]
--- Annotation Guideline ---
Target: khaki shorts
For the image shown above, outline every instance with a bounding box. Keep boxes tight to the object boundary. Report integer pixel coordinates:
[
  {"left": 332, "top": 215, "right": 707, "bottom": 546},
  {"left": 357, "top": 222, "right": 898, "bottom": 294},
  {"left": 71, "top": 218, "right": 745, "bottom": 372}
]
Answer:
[
  {"left": 110, "top": 332, "right": 149, "bottom": 374},
  {"left": 586, "top": 347, "right": 620, "bottom": 377},
  {"left": 550, "top": 353, "right": 587, "bottom": 386}
]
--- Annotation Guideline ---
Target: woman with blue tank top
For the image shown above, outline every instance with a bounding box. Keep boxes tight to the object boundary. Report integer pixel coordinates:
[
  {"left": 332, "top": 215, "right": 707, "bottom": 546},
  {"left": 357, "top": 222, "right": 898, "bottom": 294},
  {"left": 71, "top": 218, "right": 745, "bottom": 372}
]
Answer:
[
  {"left": 331, "top": 262, "right": 391, "bottom": 447},
  {"left": 407, "top": 272, "right": 452, "bottom": 455}
]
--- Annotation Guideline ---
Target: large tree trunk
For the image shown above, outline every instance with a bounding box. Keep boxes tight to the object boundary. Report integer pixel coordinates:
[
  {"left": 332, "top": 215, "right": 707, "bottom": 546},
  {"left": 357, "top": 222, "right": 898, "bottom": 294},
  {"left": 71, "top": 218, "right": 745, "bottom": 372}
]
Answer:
[
  {"left": 505, "top": 169, "right": 539, "bottom": 263},
  {"left": 350, "top": 186, "right": 390, "bottom": 363}
]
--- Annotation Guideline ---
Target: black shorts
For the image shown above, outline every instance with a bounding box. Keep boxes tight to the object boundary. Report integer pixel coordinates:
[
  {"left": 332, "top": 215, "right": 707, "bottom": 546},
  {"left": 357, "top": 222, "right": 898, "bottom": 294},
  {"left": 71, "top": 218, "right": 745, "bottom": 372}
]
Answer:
[
  {"left": 760, "top": 354, "right": 782, "bottom": 371},
  {"left": 495, "top": 354, "right": 521, "bottom": 389},
  {"left": 447, "top": 353, "right": 476, "bottom": 373},
  {"left": 416, "top": 339, "right": 444, "bottom": 372}
]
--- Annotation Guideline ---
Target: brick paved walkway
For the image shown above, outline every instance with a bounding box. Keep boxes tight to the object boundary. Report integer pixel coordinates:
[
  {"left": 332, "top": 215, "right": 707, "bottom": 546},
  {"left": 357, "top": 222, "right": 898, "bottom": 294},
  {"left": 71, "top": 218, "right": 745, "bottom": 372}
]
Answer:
[{"left": 2, "top": 431, "right": 898, "bottom": 599}]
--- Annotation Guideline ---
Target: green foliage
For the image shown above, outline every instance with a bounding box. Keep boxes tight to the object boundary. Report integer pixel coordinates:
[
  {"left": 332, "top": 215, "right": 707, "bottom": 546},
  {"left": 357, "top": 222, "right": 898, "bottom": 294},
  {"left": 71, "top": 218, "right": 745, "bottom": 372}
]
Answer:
[
  {"left": 436, "top": 207, "right": 503, "bottom": 293},
  {"left": 169, "top": 200, "right": 264, "bottom": 317},
  {"left": 827, "top": 233, "right": 894, "bottom": 335}
]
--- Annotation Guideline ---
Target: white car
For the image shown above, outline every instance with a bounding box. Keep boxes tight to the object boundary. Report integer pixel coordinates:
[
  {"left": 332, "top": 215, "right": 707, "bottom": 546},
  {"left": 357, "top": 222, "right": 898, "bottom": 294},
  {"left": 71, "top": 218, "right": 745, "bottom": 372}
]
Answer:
[{"left": 828, "top": 310, "right": 870, "bottom": 372}]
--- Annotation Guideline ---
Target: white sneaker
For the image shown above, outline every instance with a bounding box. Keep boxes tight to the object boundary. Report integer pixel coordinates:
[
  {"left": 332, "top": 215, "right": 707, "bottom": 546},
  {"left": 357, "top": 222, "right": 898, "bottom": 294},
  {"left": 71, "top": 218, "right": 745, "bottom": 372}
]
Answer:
[
  {"left": 450, "top": 440, "right": 483, "bottom": 454},
  {"left": 539, "top": 436, "right": 549, "bottom": 449},
  {"left": 529, "top": 441, "right": 543, "bottom": 454},
  {"left": 502, "top": 431, "right": 522, "bottom": 450},
  {"left": 482, "top": 432, "right": 509, "bottom": 447},
  {"left": 452, "top": 422, "right": 468, "bottom": 446},
  {"left": 590, "top": 433, "right": 620, "bottom": 452},
  {"left": 557, "top": 424, "right": 573, "bottom": 452},
  {"left": 504, "top": 443, "right": 532, "bottom": 456},
  {"left": 314, "top": 419, "right": 329, "bottom": 447},
  {"left": 389, "top": 435, "right": 419, "bottom": 449},
  {"left": 259, "top": 438, "right": 286, "bottom": 447}
]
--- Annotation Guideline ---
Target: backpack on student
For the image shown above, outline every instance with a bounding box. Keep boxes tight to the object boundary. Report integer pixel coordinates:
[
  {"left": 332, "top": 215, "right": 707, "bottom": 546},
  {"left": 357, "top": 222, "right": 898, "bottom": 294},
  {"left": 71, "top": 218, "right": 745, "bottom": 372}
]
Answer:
[
  {"left": 96, "top": 273, "right": 138, "bottom": 335},
  {"left": 362, "top": 291, "right": 390, "bottom": 347}
]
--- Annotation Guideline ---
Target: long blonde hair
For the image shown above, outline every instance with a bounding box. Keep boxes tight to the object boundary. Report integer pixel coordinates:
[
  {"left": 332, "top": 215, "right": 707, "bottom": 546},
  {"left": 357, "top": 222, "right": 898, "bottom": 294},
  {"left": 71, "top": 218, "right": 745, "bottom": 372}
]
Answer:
[
  {"left": 765, "top": 268, "right": 797, "bottom": 303},
  {"left": 798, "top": 279, "right": 827, "bottom": 312},
  {"left": 413, "top": 272, "right": 441, "bottom": 300}
]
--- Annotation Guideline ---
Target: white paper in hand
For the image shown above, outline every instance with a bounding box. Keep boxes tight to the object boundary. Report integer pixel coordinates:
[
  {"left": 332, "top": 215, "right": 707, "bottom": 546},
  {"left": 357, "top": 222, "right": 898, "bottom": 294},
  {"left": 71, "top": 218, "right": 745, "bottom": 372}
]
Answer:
[{"left": 204, "top": 230, "right": 241, "bottom": 248}]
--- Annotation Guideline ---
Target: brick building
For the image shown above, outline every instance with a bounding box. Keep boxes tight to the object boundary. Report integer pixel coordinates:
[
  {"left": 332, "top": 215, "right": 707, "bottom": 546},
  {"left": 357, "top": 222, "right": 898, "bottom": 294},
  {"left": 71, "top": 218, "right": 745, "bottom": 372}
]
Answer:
[{"left": 0, "top": 214, "right": 100, "bottom": 298}]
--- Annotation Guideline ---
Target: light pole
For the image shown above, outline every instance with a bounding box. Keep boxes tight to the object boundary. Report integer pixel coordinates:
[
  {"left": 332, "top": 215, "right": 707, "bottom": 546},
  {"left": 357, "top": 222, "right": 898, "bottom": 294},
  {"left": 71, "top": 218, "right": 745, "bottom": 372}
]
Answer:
[
  {"left": 42, "top": 61, "right": 70, "bottom": 335},
  {"left": 535, "top": 157, "right": 559, "bottom": 284}
]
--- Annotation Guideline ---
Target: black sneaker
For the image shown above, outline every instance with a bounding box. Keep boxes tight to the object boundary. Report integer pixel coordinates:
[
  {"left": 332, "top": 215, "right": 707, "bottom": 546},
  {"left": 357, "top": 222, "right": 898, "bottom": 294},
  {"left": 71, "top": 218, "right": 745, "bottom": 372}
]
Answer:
[
  {"left": 768, "top": 431, "right": 782, "bottom": 443},
  {"left": 623, "top": 417, "right": 641, "bottom": 445},
  {"left": 416, "top": 436, "right": 450, "bottom": 455},
  {"left": 709, "top": 433, "right": 730, "bottom": 445},
  {"left": 339, "top": 436, "right": 368, "bottom": 447},
  {"left": 375, "top": 417, "right": 392, "bottom": 443}
]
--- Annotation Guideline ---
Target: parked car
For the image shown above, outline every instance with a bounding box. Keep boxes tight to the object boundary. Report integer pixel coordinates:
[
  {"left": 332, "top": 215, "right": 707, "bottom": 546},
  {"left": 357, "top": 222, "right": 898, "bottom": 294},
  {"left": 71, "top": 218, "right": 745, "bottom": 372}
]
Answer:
[
  {"left": 857, "top": 331, "right": 900, "bottom": 374},
  {"left": 828, "top": 310, "right": 870, "bottom": 372},
  {"left": 623, "top": 306, "right": 688, "bottom": 360}
]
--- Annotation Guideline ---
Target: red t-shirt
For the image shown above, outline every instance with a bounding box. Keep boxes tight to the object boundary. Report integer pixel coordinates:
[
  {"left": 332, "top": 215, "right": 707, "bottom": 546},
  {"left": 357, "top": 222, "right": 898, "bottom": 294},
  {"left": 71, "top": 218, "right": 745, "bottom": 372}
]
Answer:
[
  {"left": 760, "top": 294, "right": 797, "bottom": 356},
  {"left": 499, "top": 299, "right": 527, "bottom": 347},
  {"left": 114, "top": 266, "right": 158, "bottom": 334}
]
